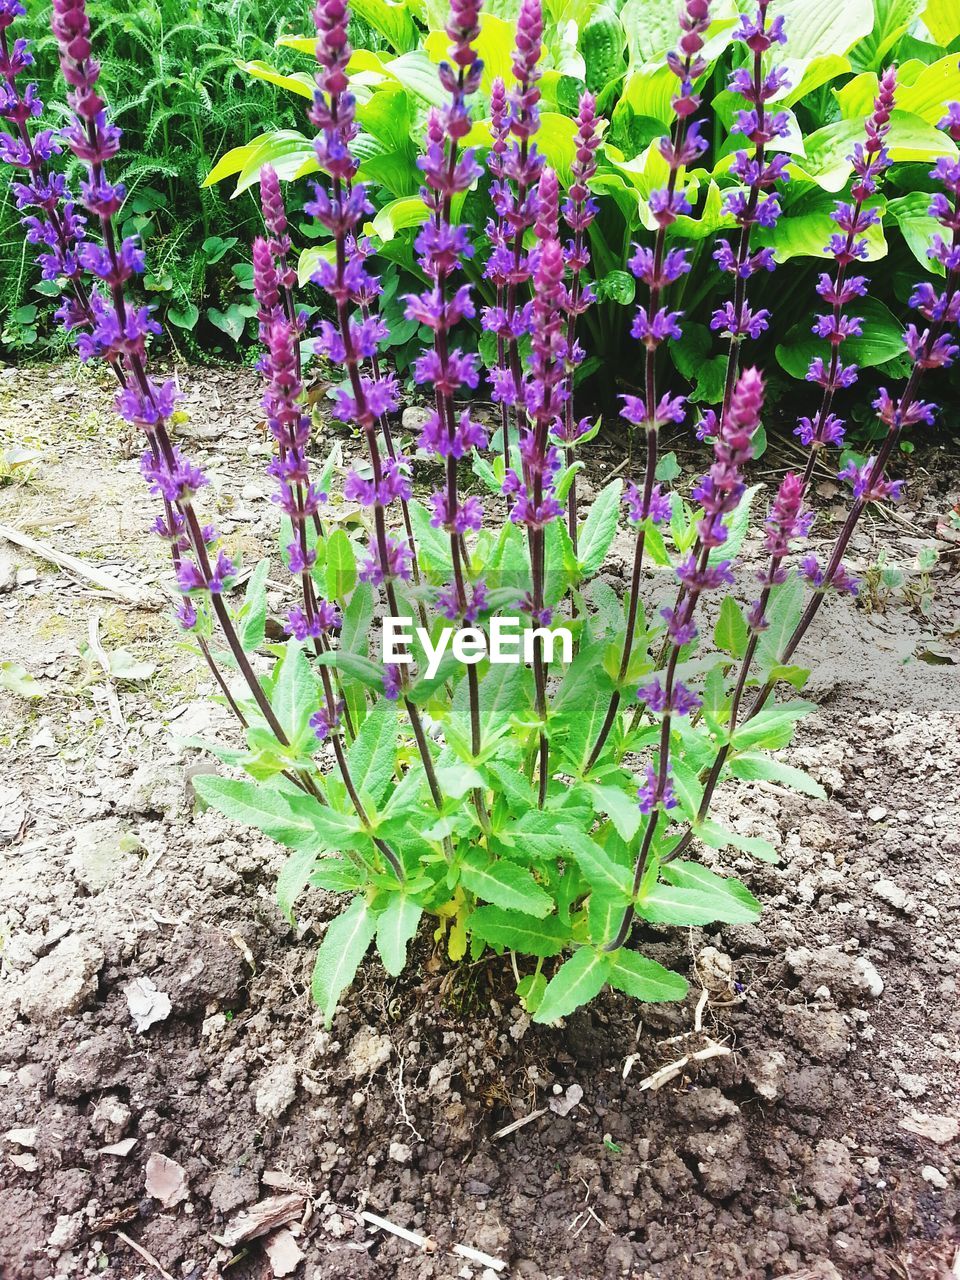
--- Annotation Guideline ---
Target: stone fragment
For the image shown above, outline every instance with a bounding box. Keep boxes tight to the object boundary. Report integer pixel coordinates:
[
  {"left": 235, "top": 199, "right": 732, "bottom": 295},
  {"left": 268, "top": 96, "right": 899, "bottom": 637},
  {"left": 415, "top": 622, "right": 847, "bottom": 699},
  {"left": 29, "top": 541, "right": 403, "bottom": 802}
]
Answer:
[{"left": 18, "top": 936, "right": 103, "bottom": 1024}]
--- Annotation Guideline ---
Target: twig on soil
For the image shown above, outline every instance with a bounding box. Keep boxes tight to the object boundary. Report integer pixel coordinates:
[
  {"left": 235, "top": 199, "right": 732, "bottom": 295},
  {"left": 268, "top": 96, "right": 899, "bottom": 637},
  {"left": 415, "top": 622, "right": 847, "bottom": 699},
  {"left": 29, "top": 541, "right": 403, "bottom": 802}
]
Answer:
[
  {"left": 638, "top": 1039, "right": 731, "bottom": 1092},
  {"left": 359, "top": 1211, "right": 437, "bottom": 1252},
  {"left": 87, "top": 613, "right": 125, "bottom": 730},
  {"left": 0, "top": 522, "right": 163, "bottom": 606},
  {"left": 452, "top": 1242, "right": 508, "bottom": 1271},
  {"left": 113, "top": 1230, "right": 175, "bottom": 1280},
  {"left": 490, "top": 1108, "right": 547, "bottom": 1140}
]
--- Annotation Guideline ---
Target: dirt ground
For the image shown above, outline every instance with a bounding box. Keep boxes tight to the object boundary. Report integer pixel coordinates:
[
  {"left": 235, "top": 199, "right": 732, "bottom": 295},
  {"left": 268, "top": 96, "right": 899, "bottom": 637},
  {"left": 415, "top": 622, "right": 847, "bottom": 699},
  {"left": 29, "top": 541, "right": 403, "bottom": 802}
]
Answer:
[{"left": 0, "top": 360, "right": 959, "bottom": 1280}]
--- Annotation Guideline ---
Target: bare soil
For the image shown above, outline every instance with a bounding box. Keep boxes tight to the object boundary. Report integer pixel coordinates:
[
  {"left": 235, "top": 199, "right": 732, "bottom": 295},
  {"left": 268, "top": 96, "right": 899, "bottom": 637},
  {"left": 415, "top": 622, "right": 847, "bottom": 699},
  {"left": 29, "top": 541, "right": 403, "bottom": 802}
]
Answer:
[{"left": 1, "top": 361, "right": 959, "bottom": 1280}]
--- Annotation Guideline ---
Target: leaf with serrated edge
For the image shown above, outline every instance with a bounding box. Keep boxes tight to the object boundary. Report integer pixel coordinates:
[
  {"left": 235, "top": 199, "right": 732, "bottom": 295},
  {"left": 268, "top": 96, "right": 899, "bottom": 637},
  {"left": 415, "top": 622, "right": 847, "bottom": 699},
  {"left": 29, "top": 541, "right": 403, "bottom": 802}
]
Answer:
[
  {"left": 376, "top": 895, "right": 422, "bottom": 977},
  {"left": 607, "top": 949, "right": 688, "bottom": 1002},
  {"left": 311, "top": 898, "right": 376, "bottom": 1026},
  {"left": 467, "top": 907, "right": 569, "bottom": 957},
  {"left": 461, "top": 851, "right": 553, "bottom": 916},
  {"left": 533, "top": 947, "right": 609, "bottom": 1023}
]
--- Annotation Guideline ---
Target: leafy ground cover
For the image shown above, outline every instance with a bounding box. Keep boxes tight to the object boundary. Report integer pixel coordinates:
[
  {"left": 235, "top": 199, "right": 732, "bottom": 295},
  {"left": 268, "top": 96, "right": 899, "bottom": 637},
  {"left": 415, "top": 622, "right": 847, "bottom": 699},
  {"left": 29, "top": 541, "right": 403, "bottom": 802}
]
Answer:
[{"left": 0, "top": 361, "right": 958, "bottom": 1278}]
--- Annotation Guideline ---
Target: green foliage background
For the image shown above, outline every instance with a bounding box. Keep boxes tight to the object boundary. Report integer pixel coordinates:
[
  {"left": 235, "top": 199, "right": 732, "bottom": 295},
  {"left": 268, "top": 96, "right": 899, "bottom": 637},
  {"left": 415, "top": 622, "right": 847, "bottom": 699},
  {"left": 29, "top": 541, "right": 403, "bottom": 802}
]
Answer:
[{"left": 4, "top": 0, "right": 960, "bottom": 427}]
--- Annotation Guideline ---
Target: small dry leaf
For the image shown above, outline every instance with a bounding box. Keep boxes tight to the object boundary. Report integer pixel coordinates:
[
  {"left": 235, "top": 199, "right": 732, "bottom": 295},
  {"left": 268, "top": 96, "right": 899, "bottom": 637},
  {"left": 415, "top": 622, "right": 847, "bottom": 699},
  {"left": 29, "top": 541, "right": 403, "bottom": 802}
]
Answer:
[
  {"left": 213, "top": 1193, "right": 307, "bottom": 1248},
  {"left": 264, "top": 1228, "right": 305, "bottom": 1277},
  {"left": 9, "top": 1152, "right": 38, "bottom": 1172},
  {"left": 900, "top": 1113, "right": 960, "bottom": 1145},
  {"left": 100, "top": 1138, "right": 138, "bottom": 1157},
  {"left": 4, "top": 1127, "right": 37, "bottom": 1147},
  {"left": 549, "top": 1083, "right": 583, "bottom": 1118},
  {"left": 124, "top": 976, "right": 172, "bottom": 1033},
  {"left": 145, "top": 1152, "right": 189, "bottom": 1208}
]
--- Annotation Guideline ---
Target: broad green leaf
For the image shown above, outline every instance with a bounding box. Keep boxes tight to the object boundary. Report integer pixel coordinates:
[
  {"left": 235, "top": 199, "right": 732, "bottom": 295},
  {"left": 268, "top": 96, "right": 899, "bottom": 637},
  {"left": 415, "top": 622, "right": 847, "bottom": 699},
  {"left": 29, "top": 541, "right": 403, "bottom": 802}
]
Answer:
[
  {"left": 586, "top": 784, "right": 643, "bottom": 842},
  {"left": 729, "top": 751, "right": 827, "bottom": 799},
  {"left": 776, "top": 296, "right": 906, "bottom": 380},
  {"left": 370, "top": 196, "right": 430, "bottom": 243},
  {"left": 346, "top": 698, "right": 398, "bottom": 804},
  {"left": 792, "top": 111, "right": 956, "bottom": 192},
  {"left": 192, "top": 775, "right": 321, "bottom": 848},
  {"left": 376, "top": 895, "right": 423, "bottom": 976},
  {"left": 312, "top": 648, "right": 386, "bottom": 690},
  {"left": 692, "top": 818, "right": 780, "bottom": 863},
  {"left": 578, "top": 478, "right": 623, "bottom": 575},
  {"left": 924, "top": 0, "right": 960, "bottom": 45},
  {"left": 589, "top": 886, "right": 628, "bottom": 947},
  {"left": 312, "top": 897, "right": 377, "bottom": 1025},
  {"left": 351, "top": 0, "right": 418, "bottom": 52},
  {"left": 468, "top": 906, "right": 569, "bottom": 956},
  {"left": 204, "top": 130, "right": 311, "bottom": 187},
  {"left": 732, "top": 700, "right": 816, "bottom": 750},
  {"left": 325, "top": 529, "right": 357, "bottom": 600},
  {"left": 271, "top": 642, "right": 319, "bottom": 745},
  {"left": 756, "top": 201, "right": 886, "bottom": 264},
  {"left": 755, "top": 575, "right": 804, "bottom": 677},
  {"left": 849, "top": 0, "right": 925, "bottom": 71},
  {"left": 310, "top": 857, "right": 366, "bottom": 891},
  {"left": 340, "top": 583, "right": 374, "bottom": 656},
  {"left": 0, "top": 660, "right": 44, "bottom": 698},
  {"left": 562, "top": 827, "right": 632, "bottom": 897},
  {"left": 461, "top": 850, "right": 554, "bottom": 917},
  {"left": 661, "top": 860, "right": 761, "bottom": 919},
  {"left": 607, "top": 949, "right": 688, "bottom": 1002},
  {"left": 887, "top": 193, "right": 944, "bottom": 275},
  {"left": 707, "top": 484, "right": 762, "bottom": 567},
  {"left": 167, "top": 301, "right": 199, "bottom": 330},
  {"left": 277, "top": 847, "right": 319, "bottom": 921},
  {"left": 773, "top": 0, "right": 873, "bottom": 62},
  {"left": 242, "top": 59, "right": 315, "bottom": 98},
  {"left": 638, "top": 870, "right": 760, "bottom": 926},
  {"left": 237, "top": 558, "right": 270, "bottom": 652},
  {"left": 533, "top": 947, "right": 609, "bottom": 1023},
  {"left": 714, "top": 596, "right": 748, "bottom": 659}
]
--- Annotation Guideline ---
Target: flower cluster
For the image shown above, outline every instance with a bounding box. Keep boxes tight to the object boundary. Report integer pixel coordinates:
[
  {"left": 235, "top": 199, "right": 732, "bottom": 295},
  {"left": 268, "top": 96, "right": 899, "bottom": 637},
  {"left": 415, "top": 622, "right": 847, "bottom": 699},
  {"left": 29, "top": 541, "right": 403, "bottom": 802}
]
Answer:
[
  {"left": 482, "top": 0, "right": 545, "bottom": 416},
  {"left": 307, "top": 0, "right": 410, "bottom": 596},
  {"left": 710, "top": 0, "right": 789, "bottom": 346},
  {"left": 802, "top": 69, "right": 897, "bottom": 420}
]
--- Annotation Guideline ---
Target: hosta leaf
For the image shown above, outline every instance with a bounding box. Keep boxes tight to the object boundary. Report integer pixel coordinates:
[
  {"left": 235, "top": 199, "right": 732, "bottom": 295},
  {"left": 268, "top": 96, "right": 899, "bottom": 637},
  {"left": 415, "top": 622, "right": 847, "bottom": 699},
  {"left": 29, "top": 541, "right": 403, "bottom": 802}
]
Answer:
[
  {"left": 607, "top": 949, "right": 688, "bottom": 1002},
  {"left": 467, "top": 906, "right": 569, "bottom": 956},
  {"left": 311, "top": 897, "right": 377, "bottom": 1025},
  {"left": 533, "top": 947, "right": 609, "bottom": 1023}
]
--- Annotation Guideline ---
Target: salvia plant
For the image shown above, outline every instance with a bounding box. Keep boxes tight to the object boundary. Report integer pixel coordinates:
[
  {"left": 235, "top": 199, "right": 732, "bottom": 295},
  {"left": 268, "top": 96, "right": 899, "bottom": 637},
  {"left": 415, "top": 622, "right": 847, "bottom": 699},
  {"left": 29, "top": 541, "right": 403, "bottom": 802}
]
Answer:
[{"left": 3, "top": 0, "right": 960, "bottom": 1024}]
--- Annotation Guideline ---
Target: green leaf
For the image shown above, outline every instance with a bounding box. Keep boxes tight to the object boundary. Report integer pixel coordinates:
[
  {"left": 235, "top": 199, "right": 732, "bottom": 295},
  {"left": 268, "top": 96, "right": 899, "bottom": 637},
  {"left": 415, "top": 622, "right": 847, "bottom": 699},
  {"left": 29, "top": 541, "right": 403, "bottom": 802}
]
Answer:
[
  {"left": 562, "top": 827, "right": 632, "bottom": 897},
  {"left": 729, "top": 751, "right": 827, "bottom": 800},
  {"left": 595, "top": 270, "right": 636, "bottom": 305},
  {"left": 277, "top": 847, "right": 319, "bottom": 922},
  {"left": 924, "top": 0, "right": 960, "bottom": 45},
  {"left": 714, "top": 596, "right": 748, "bottom": 659},
  {"left": 707, "top": 484, "right": 761, "bottom": 567},
  {"left": 237, "top": 558, "right": 270, "bottom": 652},
  {"left": 312, "top": 649, "right": 386, "bottom": 691},
  {"left": 271, "top": 642, "right": 319, "bottom": 745},
  {"left": 312, "top": 897, "right": 377, "bottom": 1025},
  {"left": 426, "top": 13, "right": 514, "bottom": 94},
  {"left": 0, "top": 660, "right": 43, "bottom": 698},
  {"left": 340, "top": 583, "right": 374, "bottom": 656},
  {"left": 207, "top": 305, "right": 247, "bottom": 342},
  {"left": 468, "top": 906, "right": 569, "bottom": 957},
  {"left": 325, "top": 529, "right": 357, "bottom": 600},
  {"left": 776, "top": 296, "right": 906, "bottom": 380},
  {"left": 755, "top": 575, "right": 804, "bottom": 677},
  {"left": 460, "top": 850, "right": 554, "bottom": 917},
  {"left": 533, "top": 947, "right": 609, "bottom": 1023},
  {"left": 661, "top": 861, "right": 761, "bottom": 920},
  {"left": 167, "top": 301, "right": 199, "bottom": 330},
  {"left": 346, "top": 698, "right": 398, "bottom": 804},
  {"left": 607, "top": 949, "right": 688, "bottom": 1002},
  {"left": 849, "top": 0, "right": 925, "bottom": 71},
  {"left": 792, "top": 111, "right": 956, "bottom": 192},
  {"left": 732, "top": 700, "right": 815, "bottom": 750},
  {"left": 586, "top": 784, "right": 643, "bottom": 842},
  {"left": 692, "top": 818, "right": 779, "bottom": 863},
  {"left": 408, "top": 498, "right": 453, "bottom": 577},
  {"left": 578, "top": 479, "right": 623, "bottom": 575},
  {"left": 192, "top": 775, "right": 320, "bottom": 848},
  {"left": 376, "top": 895, "right": 423, "bottom": 976},
  {"left": 351, "top": 0, "right": 417, "bottom": 52},
  {"left": 887, "top": 192, "right": 944, "bottom": 275}
]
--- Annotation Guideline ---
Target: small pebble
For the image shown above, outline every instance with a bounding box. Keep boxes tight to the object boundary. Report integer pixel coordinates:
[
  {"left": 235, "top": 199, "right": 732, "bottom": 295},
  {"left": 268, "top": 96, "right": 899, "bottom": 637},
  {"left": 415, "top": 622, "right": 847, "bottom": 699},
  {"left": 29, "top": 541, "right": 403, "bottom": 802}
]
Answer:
[
  {"left": 922, "top": 1165, "right": 947, "bottom": 1190},
  {"left": 868, "top": 806, "right": 888, "bottom": 822}
]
